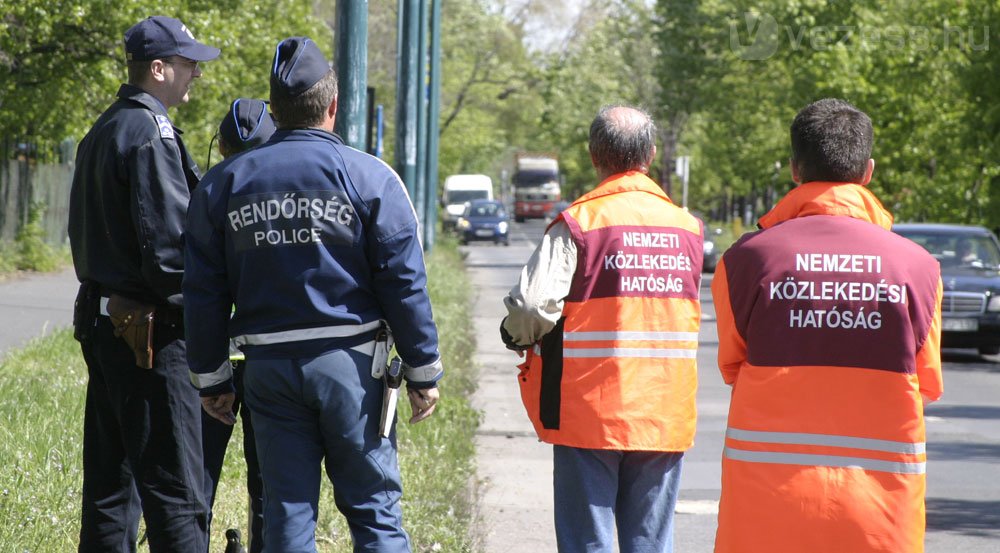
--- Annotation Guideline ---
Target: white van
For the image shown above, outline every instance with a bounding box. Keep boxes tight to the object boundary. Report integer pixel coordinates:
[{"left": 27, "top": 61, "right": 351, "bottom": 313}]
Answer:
[{"left": 441, "top": 174, "right": 493, "bottom": 230}]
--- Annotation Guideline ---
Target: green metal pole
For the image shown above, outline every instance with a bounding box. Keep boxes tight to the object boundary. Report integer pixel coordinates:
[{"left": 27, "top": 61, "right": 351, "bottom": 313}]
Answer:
[
  {"left": 424, "top": 0, "right": 442, "bottom": 251},
  {"left": 334, "top": 0, "right": 368, "bottom": 150},
  {"left": 413, "top": 0, "right": 429, "bottom": 227},
  {"left": 395, "top": 0, "right": 418, "bottom": 199}
]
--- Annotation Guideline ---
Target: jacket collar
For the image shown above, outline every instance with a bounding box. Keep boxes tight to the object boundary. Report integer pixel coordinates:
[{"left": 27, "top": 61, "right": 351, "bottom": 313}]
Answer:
[
  {"left": 757, "top": 181, "right": 894, "bottom": 231},
  {"left": 117, "top": 84, "right": 170, "bottom": 119},
  {"left": 270, "top": 128, "right": 345, "bottom": 145},
  {"left": 577, "top": 170, "right": 673, "bottom": 204}
]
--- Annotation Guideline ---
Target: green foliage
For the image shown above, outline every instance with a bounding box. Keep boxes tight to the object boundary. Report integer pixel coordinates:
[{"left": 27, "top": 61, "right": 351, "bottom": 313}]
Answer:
[
  {"left": 0, "top": 0, "right": 330, "bottom": 167},
  {"left": 0, "top": 202, "right": 66, "bottom": 275},
  {"left": 652, "top": 0, "right": 1000, "bottom": 226}
]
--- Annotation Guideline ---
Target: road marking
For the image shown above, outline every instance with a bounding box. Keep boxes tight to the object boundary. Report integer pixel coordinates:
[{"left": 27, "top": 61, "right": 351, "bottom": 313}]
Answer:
[
  {"left": 675, "top": 499, "right": 719, "bottom": 515},
  {"left": 925, "top": 416, "right": 945, "bottom": 423}
]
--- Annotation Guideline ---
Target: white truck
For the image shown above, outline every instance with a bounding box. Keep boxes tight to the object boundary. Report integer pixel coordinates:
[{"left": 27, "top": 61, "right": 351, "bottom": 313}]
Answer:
[{"left": 441, "top": 174, "right": 494, "bottom": 230}]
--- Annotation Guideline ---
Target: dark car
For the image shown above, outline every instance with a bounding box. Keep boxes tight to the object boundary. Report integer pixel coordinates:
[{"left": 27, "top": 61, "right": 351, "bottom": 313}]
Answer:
[
  {"left": 893, "top": 223, "right": 1000, "bottom": 356},
  {"left": 457, "top": 199, "right": 510, "bottom": 246}
]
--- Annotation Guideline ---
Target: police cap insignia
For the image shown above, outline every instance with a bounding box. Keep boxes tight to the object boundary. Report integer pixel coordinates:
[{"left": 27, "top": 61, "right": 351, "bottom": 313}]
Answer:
[{"left": 270, "top": 37, "right": 331, "bottom": 97}]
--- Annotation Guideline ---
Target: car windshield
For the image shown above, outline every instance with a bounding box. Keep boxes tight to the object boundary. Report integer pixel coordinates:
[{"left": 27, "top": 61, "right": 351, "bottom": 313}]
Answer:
[
  {"left": 466, "top": 203, "right": 504, "bottom": 218},
  {"left": 448, "top": 190, "right": 489, "bottom": 204},
  {"left": 896, "top": 231, "right": 1000, "bottom": 269}
]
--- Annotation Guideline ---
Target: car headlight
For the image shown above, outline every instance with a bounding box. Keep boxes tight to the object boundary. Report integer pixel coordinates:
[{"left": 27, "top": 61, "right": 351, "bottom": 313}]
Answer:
[
  {"left": 457, "top": 218, "right": 470, "bottom": 230},
  {"left": 498, "top": 221, "right": 508, "bottom": 234},
  {"left": 704, "top": 240, "right": 715, "bottom": 255},
  {"left": 988, "top": 295, "right": 1000, "bottom": 312}
]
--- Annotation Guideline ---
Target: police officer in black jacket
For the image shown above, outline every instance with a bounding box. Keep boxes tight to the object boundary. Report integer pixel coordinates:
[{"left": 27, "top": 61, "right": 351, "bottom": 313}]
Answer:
[{"left": 68, "top": 15, "right": 219, "bottom": 553}]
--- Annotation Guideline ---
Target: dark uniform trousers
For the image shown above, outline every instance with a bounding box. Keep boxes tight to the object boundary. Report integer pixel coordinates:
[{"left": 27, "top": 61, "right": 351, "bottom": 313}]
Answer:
[
  {"left": 202, "top": 362, "right": 264, "bottom": 553},
  {"left": 78, "top": 313, "right": 208, "bottom": 553}
]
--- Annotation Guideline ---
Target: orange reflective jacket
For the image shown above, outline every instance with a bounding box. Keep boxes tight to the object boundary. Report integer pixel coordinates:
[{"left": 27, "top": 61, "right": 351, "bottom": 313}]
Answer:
[
  {"left": 518, "top": 171, "right": 703, "bottom": 451},
  {"left": 712, "top": 182, "right": 944, "bottom": 553}
]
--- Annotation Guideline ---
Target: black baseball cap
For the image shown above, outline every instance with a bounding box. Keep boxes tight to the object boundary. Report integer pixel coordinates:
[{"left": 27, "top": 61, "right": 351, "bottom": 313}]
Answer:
[
  {"left": 219, "top": 98, "right": 276, "bottom": 152},
  {"left": 124, "top": 16, "right": 220, "bottom": 62},
  {"left": 270, "top": 37, "right": 331, "bottom": 97}
]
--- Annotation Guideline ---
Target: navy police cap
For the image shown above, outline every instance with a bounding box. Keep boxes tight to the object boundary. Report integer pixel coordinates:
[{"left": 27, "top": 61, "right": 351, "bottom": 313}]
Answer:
[
  {"left": 124, "top": 16, "right": 220, "bottom": 62},
  {"left": 219, "top": 98, "right": 276, "bottom": 151},
  {"left": 271, "top": 37, "right": 331, "bottom": 97}
]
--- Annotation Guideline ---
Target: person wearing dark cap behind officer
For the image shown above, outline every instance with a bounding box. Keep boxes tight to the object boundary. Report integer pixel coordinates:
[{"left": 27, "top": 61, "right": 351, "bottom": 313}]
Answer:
[
  {"left": 200, "top": 98, "right": 275, "bottom": 553},
  {"left": 184, "top": 37, "right": 443, "bottom": 552},
  {"left": 68, "top": 15, "right": 219, "bottom": 553}
]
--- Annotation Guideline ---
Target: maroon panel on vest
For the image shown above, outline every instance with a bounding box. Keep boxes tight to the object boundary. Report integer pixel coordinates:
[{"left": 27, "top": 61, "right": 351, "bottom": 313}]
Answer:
[
  {"left": 566, "top": 224, "right": 702, "bottom": 302},
  {"left": 723, "top": 216, "right": 939, "bottom": 374}
]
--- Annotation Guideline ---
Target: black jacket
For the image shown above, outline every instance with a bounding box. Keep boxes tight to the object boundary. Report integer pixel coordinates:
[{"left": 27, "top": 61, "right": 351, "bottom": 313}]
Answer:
[{"left": 69, "top": 84, "right": 201, "bottom": 307}]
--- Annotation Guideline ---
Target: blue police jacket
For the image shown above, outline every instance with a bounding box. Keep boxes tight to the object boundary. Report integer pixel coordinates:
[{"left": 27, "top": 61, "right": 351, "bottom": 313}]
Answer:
[{"left": 183, "top": 129, "right": 442, "bottom": 395}]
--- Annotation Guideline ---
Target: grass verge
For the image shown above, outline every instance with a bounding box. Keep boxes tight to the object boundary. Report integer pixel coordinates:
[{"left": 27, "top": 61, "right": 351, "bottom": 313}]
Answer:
[{"left": 0, "top": 239, "right": 480, "bottom": 552}]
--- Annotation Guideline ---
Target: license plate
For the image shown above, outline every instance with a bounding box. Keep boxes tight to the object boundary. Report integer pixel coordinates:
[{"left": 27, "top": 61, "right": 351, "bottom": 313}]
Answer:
[
  {"left": 532, "top": 205, "right": 543, "bottom": 211},
  {"left": 942, "top": 318, "right": 978, "bottom": 332},
  {"left": 475, "top": 229, "right": 494, "bottom": 237}
]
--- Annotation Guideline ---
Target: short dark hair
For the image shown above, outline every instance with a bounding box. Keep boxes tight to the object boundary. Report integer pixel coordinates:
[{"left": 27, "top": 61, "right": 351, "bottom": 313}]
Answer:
[
  {"left": 589, "top": 105, "right": 656, "bottom": 175},
  {"left": 790, "top": 98, "right": 873, "bottom": 183},
  {"left": 269, "top": 70, "right": 338, "bottom": 129},
  {"left": 126, "top": 60, "right": 153, "bottom": 86}
]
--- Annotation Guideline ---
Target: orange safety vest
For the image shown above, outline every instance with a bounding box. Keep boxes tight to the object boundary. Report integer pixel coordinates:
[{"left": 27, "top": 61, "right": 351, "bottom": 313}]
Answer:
[
  {"left": 517, "top": 171, "right": 703, "bottom": 451},
  {"left": 712, "top": 182, "right": 944, "bottom": 553}
]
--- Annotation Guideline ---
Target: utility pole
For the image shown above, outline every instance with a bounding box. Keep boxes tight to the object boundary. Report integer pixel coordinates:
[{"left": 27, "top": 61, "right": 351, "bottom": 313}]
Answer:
[
  {"left": 333, "top": 0, "right": 368, "bottom": 150},
  {"left": 424, "top": 0, "right": 443, "bottom": 251},
  {"left": 395, "top": 0, "right": 419, "bottom": 199},
  {"left": 413, "top": 0, "right": 430, "bottom": 226}
]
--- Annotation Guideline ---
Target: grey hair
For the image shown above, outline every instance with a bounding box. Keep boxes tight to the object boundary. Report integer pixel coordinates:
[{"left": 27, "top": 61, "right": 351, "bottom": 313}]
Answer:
[{"left": 588, "top": 105, "right": 657, "bottom": 175}]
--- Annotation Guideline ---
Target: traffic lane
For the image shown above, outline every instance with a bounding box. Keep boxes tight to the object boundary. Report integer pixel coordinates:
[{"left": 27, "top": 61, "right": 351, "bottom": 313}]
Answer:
[{"left": 925, "top": 349, "right": 1000, "bottom": 550}]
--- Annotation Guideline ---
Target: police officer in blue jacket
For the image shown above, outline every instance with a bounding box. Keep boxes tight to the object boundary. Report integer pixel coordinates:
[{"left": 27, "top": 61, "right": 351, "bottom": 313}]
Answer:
[
  {"left": 68, "top": 15, "right": 219, "bottom": 553},
  {"left": 200, "top": 98, "right": 275, "bottom": 553},
  {"left": 183, "top": 37, "right": 443, "bottom": 552}
]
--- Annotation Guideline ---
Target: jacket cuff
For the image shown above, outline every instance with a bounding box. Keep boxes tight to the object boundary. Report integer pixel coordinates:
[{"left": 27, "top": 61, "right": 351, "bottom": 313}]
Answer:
[{"left": 404, "top": 357, "right": 443, "bottom": 387}]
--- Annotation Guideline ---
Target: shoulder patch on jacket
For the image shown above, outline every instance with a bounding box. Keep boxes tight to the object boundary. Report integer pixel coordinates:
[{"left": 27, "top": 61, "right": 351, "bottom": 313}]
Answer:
[{"left": 155, "top": 115, "right": 175, "bottom": 139}]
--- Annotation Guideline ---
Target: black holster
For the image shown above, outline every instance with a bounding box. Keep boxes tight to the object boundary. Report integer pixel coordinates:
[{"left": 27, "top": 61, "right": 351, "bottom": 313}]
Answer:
[{"left": 72, "top": 281, "right": 101, "bottom": 344}]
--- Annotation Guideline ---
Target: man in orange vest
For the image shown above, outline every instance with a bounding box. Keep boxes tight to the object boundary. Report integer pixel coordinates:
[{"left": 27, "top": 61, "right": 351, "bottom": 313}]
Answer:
[
  {"left": 711, "top": 98, "right": 943, "bottom": 553},
  {"left": 501, "top": 105, "right": 704, "bottom": 553}
]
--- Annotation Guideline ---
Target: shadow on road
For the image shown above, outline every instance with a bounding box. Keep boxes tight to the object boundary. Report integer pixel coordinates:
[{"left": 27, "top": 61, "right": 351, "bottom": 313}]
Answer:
[
  {"left": 926, "top": 404, "right": 1000, "bottom": 420},
  {"left": 928, "top": 441, "right": 1000, "bottom": 462},
  {"left": 941, "top": 349, "right": 1000, "bottom": 370},
  {"left": 927, "top": 498, "right": 1000, "bottom": 537}
]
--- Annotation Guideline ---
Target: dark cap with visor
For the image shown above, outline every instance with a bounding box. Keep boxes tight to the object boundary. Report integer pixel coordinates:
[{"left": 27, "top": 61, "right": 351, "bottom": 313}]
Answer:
[{"left": 124, "top": 16, "right": 221, "bottom": 62}]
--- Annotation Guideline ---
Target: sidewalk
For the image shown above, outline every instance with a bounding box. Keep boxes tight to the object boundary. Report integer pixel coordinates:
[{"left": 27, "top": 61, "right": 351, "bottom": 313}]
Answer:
[{"left": 0, "top": 268, "right": 77, "bottom": 357}]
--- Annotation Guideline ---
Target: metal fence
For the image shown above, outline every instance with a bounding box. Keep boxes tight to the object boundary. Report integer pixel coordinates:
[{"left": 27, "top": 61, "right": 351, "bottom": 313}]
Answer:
[{"left": 0, "top": 139, "right": 74, "bottom": 245}]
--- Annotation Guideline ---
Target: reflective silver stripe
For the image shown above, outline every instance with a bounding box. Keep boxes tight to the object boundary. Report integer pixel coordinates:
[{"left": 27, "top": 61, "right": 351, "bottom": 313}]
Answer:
[
  {"left": 563, "top": 347, "right": 696, "bottom": 359},
  {"left": 404, "top": 357, "right": 444, "bottom": 383},
  {"left": 99, "top": 297, "right": 110, "bottom": 316},
  {"left": 724, "top": 446, "right": 926, "bottom": 475},
  {"left": 190, "top": 360, "right": 233, "bottom": 389},
  {"left": 563, "top": 330, "right": 699, "bottom": 341},
  {"left": 727, "top": 428, "right": 926, "bottom": 455},
  {"left": 233, "top": 320, "right": 382, "bottom": 346}
]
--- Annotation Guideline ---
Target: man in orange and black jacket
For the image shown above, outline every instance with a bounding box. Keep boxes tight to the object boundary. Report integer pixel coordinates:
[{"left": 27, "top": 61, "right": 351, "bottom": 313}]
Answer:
[
  {"left": 712, "top": 98, "right": 943, "bottom": 553},
  {"left": 502, "top": 105, "right": 704, "bottom": 553}
]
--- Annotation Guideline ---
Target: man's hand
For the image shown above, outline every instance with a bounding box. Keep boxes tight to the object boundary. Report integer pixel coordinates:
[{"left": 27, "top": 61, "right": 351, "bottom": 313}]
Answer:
[
  {"left": 407, "top": 386, "right": 439, "bottom": 424},
  {"left": 201, "top": 393, "right": 237, "bottom": 425},
  {"left": 500, "top": 317, "right": 528, "bottom": 354}
]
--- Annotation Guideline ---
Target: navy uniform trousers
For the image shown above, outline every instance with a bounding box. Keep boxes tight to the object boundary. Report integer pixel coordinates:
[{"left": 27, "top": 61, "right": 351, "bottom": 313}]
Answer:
[
  {"left": 243, "top": 346, "right": 410, "bottom": 552},
  {"left": 78, "top": 315, "right": 208, "bottom": 553}
]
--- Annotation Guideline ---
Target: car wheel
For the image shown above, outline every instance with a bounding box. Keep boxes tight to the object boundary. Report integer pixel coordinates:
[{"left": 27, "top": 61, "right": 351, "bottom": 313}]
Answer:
[
  {"left": 515, "top": 216, "right": 525, "bottom": 223},
  {"left": 978, "top": 345, "right": 1000, "bottom": 356}
]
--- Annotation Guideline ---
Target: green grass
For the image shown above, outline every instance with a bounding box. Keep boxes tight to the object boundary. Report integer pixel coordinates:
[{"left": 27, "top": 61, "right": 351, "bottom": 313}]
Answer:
[{"left": 0, "top": 239, "right": 481, "bottom": 552}]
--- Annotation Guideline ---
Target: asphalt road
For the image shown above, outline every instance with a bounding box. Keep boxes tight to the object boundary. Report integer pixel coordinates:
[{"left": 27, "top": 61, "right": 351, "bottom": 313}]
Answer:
[{"left": 467, "top": 218, "right": 1000, "bottom": 553}]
